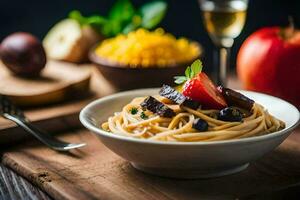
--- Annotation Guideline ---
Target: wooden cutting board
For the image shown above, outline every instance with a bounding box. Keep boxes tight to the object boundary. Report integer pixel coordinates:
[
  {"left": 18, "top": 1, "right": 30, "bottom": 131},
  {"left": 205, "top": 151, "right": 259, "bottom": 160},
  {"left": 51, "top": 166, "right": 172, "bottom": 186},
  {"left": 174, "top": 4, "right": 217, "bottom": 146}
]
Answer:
[
  {"left": 0, "top": 61, "right": 115, "bottom": 144},
  {"left": 1, "top": 127, "right": 300, "bottom": 200},
  {"left": 0, "top": 60, "right": 91, "bottom": 106}
]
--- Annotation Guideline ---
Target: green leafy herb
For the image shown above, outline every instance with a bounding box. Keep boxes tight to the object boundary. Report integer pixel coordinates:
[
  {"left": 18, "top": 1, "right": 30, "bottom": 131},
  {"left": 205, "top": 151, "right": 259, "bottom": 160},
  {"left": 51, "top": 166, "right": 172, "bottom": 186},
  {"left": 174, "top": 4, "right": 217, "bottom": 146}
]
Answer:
[
  {"left": 140, "top": 112, "right": 148, "bottom": 119},
  {"left": 174, "top": 76, "right": 188, "bottom": 84},
  {"left": 130, "top": 107, "right": 138, "bottom": 115},
  {"left": 108, "top": 0, "right": 135, "bottom": 22},
  {"left": 107, "top": 0, "right": 135, "bottom": 36},
  {"left": 69, "top": 10, "right": 85, "bottom": 25},
  {"left": 69, "top": 0, "right": 167, "bottom": 38},
  {"left": 191, "top": 59, "right": 202, "bottom": 75},
  {"left": 139, "top": 1, "right": 167, "bottom": 29},
  {"left": 69, "top": 10, "right": 106, "bottom": 26},
  {"left": 174, "top": 59, "right": 203, "bottom": 84},
  {"left": 69, "top": 10, "right": 107, "bottom": 34},
  {"left": 122, "top": 15, "right": 142, "bottom": 34},
  {"left": 87, "top": 16, "right": 107, "bottom": 26},
  {"left": 185, "top": 66, "right": 191, "bottom": 79}
]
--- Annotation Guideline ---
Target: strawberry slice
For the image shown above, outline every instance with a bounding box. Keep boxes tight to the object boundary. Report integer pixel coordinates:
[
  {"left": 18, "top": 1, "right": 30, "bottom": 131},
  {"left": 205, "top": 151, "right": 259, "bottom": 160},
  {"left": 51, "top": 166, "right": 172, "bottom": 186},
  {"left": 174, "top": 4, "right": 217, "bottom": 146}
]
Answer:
[
  {"left": 183, "top": 73, "right": 227, "bottom": 109},
  {"left": 174, "top": 59, "right": 227, "bottom": 109}
]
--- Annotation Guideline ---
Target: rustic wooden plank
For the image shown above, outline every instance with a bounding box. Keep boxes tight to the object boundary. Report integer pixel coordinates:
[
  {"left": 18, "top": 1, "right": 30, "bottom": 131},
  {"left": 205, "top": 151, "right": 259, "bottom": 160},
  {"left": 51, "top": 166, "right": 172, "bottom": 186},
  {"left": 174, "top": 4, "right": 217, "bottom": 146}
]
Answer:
[
  {"left": 1, "top": 127, "right": 300, "bottom": 200},
  {"left": 0, "top": 164, "right": 51, "bottom": 200},
  {"left": 241, "top": 183, "right": 300, "bottom": 199}
]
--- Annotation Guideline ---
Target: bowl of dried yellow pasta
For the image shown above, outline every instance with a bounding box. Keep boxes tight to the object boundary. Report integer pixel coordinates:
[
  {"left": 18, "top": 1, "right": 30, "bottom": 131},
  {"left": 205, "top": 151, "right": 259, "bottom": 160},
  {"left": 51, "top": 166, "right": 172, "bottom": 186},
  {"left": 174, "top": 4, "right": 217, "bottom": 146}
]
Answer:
[
  {"left": 80, "top": 88, "right": 299, "bottom": 179},
  {"left": 89, "top": 28, "right": 202, "bottom": 90}
]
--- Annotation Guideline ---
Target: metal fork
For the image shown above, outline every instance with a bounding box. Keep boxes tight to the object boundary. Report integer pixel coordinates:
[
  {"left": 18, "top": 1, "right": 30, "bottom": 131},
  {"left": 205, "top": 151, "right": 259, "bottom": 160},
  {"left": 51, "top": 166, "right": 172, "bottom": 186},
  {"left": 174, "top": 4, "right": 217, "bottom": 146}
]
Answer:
[{"left": 0, "top": 95, "right": 86, "bottom": 151}]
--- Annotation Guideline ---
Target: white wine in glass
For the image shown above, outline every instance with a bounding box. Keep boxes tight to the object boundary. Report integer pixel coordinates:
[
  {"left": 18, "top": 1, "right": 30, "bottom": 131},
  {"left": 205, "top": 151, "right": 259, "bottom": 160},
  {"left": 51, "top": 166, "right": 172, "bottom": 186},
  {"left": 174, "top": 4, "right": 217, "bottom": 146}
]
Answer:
[{"left": 199, "top": 0, "right": 248, "bottom": 86}]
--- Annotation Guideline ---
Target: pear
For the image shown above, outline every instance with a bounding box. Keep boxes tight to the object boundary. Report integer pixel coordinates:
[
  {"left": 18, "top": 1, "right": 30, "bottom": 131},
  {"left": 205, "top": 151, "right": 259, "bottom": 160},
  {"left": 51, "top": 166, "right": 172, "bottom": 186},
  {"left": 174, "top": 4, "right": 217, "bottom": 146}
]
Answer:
[{"left": 43, "top": 19, "right": 101, "bottom": 63}]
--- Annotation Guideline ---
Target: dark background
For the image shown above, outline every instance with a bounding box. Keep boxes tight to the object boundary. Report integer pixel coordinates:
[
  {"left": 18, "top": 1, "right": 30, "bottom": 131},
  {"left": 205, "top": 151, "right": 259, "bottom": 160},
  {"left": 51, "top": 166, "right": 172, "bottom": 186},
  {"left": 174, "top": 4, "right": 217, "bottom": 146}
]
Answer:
[{"left": 1, "top": 0, "right": 299, "bottom": 73}]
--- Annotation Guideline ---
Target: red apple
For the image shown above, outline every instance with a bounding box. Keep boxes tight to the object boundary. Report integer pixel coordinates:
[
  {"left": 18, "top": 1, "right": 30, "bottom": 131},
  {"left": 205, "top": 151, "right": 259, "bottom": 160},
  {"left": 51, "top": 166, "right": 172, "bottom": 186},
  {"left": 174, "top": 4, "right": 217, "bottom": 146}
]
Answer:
[{"left": 237, "top": 26, "right": 300, "bottom": 108}]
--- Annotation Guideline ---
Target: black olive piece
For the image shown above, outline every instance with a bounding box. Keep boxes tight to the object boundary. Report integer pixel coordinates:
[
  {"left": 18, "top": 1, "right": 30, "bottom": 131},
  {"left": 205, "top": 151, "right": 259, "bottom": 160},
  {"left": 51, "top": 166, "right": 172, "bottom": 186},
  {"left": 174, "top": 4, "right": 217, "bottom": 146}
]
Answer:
[
  {"left": 181, "top": 98, "right": 201, "bottom": 110},
  {"left": 159, "top": 84, "right": 201, "bottom": 110},
  {"left": 218, "top": 86, "right": 254, "bottom": 111},
  {"left": 232, "top": 106, "right": 252, "bottom": 118},
  {"left": 159, "top": 84, "right": 186, "bottom": 104},
  {"left": 141, "top": 96, "right": 175, "bottom": 118},
  {"left": 193, "top": 118, "right": 209, "bottom": 132},
  {"left": 218, "top": 107, "right": 243, "bottom": 122}
]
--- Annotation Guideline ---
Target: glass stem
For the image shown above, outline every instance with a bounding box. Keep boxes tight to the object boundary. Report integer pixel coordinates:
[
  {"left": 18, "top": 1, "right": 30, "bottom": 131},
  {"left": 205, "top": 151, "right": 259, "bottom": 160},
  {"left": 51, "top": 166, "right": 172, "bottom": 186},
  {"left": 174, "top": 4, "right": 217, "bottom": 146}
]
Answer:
[{"left": 217, "top": 47, "right": 230, "bottom": 86}]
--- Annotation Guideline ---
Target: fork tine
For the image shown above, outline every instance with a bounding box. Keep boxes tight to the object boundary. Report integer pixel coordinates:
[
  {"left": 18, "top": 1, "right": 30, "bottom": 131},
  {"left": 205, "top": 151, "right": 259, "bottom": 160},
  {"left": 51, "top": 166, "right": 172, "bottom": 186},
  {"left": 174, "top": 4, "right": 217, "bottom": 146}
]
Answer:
[
  {"left": 55, "top": 143, "right": 87, "bottom": 151},
  {"left": 0, "top": 95, "right": 12, "bottom": 113},
  {"left": 0, "top": 94, "right": 26, "bottom": 119},
  {"left": 0, "top": 95, "right": 7, "bottom": 111}
]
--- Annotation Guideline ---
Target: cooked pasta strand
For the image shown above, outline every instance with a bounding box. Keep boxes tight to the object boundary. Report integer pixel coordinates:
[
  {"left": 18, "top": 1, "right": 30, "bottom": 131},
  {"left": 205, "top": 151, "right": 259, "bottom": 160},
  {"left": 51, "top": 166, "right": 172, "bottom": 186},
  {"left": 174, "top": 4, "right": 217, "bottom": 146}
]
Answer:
[{"left": 102, "top": 97, "right": 285, "bottom": 142}]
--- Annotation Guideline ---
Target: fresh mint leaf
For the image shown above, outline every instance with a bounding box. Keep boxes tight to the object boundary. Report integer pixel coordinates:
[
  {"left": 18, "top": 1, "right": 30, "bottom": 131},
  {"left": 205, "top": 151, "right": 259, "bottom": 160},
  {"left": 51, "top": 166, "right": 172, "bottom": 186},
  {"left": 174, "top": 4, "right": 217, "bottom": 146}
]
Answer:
[
  {"left": 191, "top": 59, "right": 202, "bottom": 76},
  {"left": 140, "top": 1, "right": 167, "bottom": 29},
  {"left": 190, "top": 66, "right": 195, "bottom": 78},
  {"left": 174, "top": 76, "right": 187, "bottom": 84},
  {"left": 174, "top": 59, "right": 204, "bottom": 85},
  {"left": 185, "top": 66, "right": 191, "bottom": 79}
]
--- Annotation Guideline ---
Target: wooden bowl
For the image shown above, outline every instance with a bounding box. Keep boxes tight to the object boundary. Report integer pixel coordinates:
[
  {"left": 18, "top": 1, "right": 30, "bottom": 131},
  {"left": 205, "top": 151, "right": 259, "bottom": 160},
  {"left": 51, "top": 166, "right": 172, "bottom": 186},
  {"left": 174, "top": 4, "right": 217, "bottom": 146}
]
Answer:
[{"left": 89, "top": 44, "right": 201, "bottom": 91}]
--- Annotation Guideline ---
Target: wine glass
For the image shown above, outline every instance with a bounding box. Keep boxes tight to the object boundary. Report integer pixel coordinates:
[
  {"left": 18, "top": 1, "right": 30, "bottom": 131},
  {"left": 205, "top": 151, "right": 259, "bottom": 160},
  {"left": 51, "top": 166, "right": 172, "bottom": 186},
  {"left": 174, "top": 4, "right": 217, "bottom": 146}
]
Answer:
[{"left": 199, "top": 0, "right": 248, "bottom": 86}]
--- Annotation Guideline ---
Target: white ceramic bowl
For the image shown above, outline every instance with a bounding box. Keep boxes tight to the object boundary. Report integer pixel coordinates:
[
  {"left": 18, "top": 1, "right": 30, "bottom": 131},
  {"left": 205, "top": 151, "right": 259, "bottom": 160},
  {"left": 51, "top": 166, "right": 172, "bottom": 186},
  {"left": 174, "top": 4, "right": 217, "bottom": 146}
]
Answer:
[{"left": 80, "top": 89, "right": 300, "bottom": 179}]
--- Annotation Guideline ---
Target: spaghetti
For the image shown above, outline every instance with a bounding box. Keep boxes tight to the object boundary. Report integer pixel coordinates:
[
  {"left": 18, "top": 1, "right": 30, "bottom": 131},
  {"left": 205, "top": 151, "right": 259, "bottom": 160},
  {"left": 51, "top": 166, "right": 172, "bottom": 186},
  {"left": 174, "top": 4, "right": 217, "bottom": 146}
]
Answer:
[{"left": 101, "top": 96, "right": 285, "bottom": 142}]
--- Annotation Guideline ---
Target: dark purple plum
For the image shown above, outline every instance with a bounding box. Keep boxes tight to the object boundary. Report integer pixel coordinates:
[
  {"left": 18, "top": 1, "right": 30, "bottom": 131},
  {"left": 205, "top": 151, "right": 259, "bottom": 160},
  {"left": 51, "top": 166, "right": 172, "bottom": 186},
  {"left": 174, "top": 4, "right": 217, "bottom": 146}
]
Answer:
[{"left": 0, "top": 32, "right": 46, "bottom": 77}]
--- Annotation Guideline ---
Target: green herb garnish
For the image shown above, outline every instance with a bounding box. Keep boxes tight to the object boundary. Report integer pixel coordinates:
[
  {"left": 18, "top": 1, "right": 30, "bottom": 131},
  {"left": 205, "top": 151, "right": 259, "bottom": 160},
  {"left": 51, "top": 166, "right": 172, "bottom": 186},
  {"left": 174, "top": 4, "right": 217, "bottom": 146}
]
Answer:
[
  {"left": 69, "top": 0, "right": 167, "bottom": 37},
  {"left": 174, "top": 59, "right": 203, "bottom": 84},
  {"left": 130, "top": 107, "right": 138, "bottom": 115},
  {"left": 140, "top": 1, "right": 167, "bottom": 29},
  {"left": 140, "top": 112, "right": 148, "bottom": 119}
]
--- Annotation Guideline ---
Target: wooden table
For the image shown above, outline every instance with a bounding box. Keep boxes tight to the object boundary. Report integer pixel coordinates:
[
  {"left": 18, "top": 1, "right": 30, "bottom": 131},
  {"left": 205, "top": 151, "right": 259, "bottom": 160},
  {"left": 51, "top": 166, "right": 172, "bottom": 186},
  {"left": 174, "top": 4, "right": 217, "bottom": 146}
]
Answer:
[
  {"left": 0, "top": 127, "right": 300, "bottom": 200},
  {"left": 0, "top": 164, "right": 51, "bottom": 200},
  {"left": 0, "top": 75, "right": 299, "bottom": 200}
]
